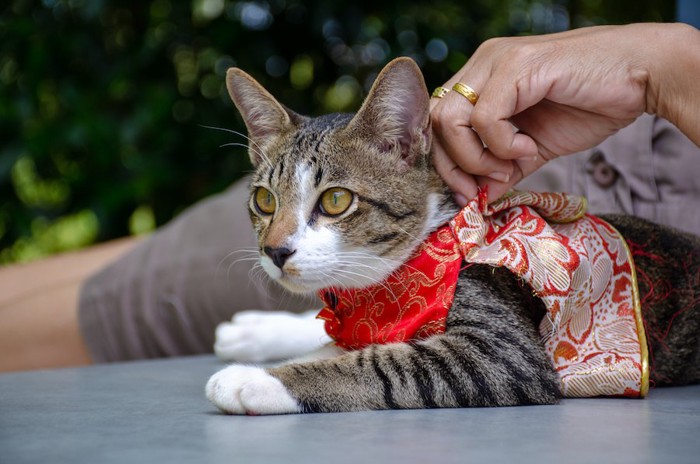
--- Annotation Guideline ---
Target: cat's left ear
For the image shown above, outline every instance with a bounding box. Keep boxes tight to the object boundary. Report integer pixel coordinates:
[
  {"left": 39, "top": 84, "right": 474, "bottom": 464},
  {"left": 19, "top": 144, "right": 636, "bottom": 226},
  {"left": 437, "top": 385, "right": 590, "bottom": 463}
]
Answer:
[
  {"left": 347, "top": 57, "right": 431, "bottom": 167},
  {"left": 226, "top": 68, "right": 303, "bottom": 167}
]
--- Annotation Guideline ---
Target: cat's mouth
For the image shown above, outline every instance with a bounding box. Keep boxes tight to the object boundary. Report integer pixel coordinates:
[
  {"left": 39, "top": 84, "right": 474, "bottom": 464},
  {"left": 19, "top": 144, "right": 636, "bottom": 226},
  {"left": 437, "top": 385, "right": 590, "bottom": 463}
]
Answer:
[
  {"left": 259, "top": 255, "right": 316, "bottom": 293},
  {"left": 260, "top": 253, "right": 397, "bottom": 294}
]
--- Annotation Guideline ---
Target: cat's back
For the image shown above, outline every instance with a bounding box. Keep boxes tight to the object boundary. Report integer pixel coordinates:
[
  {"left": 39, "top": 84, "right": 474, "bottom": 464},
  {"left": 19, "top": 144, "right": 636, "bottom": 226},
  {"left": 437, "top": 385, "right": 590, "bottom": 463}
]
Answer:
[{"left": 591, "top": 214, "right": 699, "bottom": 386}]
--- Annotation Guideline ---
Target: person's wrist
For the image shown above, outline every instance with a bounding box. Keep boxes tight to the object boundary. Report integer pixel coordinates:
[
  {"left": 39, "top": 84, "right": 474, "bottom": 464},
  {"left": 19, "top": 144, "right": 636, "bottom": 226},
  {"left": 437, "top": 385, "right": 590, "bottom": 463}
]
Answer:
[{"left": 643, "top": 23, "right": 699, "bottom": 123}]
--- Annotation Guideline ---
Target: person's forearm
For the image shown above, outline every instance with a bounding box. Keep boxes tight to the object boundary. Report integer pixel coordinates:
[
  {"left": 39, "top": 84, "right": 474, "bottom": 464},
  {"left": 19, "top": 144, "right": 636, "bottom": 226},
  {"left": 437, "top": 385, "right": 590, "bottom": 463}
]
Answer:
[{"left": 644, "top": 22, "right": 700, "bottom": 146}]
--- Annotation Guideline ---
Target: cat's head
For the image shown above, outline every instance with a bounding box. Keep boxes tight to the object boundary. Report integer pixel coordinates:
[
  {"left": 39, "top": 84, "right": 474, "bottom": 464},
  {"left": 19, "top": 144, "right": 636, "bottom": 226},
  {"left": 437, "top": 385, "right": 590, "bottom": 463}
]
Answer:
[{"left": 227, "top": 57, "right": 456, "bottom": 294}]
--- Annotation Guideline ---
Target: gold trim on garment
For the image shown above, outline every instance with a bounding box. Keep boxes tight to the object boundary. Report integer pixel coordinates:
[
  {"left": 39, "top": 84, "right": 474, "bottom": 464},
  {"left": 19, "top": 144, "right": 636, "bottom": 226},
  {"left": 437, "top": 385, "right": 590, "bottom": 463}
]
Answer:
[{"left": 605, "top": 221, "right": 650, "bottom": 398}]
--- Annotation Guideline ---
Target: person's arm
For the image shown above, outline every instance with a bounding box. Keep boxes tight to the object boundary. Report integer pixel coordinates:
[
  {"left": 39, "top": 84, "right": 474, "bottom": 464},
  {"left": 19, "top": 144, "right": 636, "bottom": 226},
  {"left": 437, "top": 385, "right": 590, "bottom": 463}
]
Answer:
[
  {"left": 0, "top": 237, "right": 142, "bottom": 372},
  {"left": 645, "top": 23, "right": 700, "bottom": 147},
  {"left": 430, "top": 23, "right": 700, "bottom": 203}
]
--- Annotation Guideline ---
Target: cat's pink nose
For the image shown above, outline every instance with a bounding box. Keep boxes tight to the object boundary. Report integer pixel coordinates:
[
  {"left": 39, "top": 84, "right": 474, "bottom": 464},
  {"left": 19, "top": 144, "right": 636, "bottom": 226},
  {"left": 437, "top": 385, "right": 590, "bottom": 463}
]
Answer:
[{"left": 263, "top": 246, "right": 296, "bottom": 269}]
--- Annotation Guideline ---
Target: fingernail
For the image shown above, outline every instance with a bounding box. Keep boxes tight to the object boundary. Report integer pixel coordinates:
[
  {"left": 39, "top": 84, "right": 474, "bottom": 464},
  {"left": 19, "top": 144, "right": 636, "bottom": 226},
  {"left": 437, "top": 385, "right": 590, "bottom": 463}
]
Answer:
[
  {"left": 454, "top": 193, "right": 468, "bottom": 207},
  {"left": 517, "top": 154, "right": 539, "bottom": 161},
  {"left": 487, "top": 171, "right": 510, "bottom": 183}
]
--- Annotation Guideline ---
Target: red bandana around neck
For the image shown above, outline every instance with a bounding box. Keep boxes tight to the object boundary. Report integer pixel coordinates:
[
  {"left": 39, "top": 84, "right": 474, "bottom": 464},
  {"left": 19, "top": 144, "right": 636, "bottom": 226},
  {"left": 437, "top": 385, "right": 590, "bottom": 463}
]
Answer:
[{"left": 317, "top": 225, "right": 462, "bottom": 350}]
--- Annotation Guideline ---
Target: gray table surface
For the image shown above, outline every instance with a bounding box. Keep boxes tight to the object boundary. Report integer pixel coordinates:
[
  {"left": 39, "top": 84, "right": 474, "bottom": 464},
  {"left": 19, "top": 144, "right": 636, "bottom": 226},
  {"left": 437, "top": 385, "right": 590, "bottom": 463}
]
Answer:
[{"left": 1, "top": 354, "right": 699, "bottom": 464}]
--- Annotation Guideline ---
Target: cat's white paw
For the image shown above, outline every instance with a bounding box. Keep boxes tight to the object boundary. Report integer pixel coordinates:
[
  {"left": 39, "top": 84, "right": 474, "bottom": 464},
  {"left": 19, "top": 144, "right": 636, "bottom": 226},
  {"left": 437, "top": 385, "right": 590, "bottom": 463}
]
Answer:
[
  {"left": 214, "top": 309, "right": 331, "bottom": 363},
  {"left": 206, "top": 365, "right": 301, "bottom": 415}
]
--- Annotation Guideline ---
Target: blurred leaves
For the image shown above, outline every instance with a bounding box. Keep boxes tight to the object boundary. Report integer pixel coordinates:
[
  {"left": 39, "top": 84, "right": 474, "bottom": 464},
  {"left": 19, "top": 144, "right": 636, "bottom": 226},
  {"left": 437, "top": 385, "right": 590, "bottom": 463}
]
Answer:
[{"left": 0, "top": 0, "right": 673, "bottom": 263}]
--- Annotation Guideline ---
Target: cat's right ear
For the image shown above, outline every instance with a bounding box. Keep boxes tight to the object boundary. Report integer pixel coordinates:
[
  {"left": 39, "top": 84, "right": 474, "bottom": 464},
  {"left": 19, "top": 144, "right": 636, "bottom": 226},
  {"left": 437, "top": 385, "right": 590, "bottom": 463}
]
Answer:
[{"left": 226, "top": 68, "right": 299, "bottom": 167}]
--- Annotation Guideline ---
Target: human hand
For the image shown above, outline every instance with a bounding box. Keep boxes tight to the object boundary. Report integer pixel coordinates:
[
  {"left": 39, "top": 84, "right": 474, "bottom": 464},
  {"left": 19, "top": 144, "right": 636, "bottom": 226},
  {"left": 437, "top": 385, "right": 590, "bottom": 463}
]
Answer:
[{"left": 431, "top": 24, "right": 656, "bottom": 203}]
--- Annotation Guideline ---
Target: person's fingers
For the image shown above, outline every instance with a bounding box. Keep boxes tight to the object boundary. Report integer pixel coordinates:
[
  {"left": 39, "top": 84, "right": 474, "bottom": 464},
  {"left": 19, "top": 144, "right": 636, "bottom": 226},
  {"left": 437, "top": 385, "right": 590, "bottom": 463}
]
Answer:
[
  {"left": 478, "top": 154, "right": 548, "bottom": 202},
  {"left": 430, "top": 36, "right": 556, "bottom": 202},
  {"left": 430, "top": 62, "right": 517, "bottom": 202},
  {"left": 432, "top": 86, "right": 514, "bottom": 178},
  {"left": 469, "top": 75, "right": 541, "bottom": 161}
]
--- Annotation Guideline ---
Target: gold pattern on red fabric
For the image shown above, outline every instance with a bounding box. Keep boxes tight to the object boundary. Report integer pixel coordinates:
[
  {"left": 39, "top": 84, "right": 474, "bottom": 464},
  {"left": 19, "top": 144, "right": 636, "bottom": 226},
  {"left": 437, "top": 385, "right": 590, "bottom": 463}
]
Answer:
[{"left": 317, "top": 226, "right": 462, "bottom": 350}]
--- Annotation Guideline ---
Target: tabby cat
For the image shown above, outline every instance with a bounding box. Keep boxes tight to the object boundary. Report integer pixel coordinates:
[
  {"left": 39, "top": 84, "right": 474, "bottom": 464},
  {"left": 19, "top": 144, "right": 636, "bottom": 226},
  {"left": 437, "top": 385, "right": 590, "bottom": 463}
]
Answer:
[{"left": 205, "top": 57, "right": 700, "bottom": 415}]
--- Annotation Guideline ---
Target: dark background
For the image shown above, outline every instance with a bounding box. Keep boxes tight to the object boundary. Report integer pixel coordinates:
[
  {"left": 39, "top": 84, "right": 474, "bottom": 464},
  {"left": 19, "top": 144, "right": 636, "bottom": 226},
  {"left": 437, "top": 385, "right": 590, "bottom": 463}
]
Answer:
[{"left": 0, "top": 0, "right": 675, "bottom": 263}]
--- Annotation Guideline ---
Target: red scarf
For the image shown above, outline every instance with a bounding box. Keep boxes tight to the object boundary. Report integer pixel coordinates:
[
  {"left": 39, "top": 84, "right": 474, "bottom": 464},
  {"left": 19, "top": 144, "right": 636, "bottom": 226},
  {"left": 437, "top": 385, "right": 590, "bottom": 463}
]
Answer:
[{"left": 317, "top": 225, "right": 462, "bottom": 350}]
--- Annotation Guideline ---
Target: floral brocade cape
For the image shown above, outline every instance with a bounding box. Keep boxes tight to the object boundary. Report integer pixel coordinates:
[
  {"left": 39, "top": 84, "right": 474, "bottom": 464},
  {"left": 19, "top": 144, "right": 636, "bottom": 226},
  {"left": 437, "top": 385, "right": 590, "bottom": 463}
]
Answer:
[{"left": 318, "top": 190, "right": 650, "bottom": 398}]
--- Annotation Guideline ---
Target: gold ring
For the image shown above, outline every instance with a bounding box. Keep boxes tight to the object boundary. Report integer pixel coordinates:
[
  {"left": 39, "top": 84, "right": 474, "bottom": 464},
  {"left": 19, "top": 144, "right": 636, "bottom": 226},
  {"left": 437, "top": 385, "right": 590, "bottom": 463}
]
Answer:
[
  {"left": 452, "top": 82, "right": 479, "bottom": 105},
  {"left": 431, "top": 86, "right": 450, "bottom": 99}
]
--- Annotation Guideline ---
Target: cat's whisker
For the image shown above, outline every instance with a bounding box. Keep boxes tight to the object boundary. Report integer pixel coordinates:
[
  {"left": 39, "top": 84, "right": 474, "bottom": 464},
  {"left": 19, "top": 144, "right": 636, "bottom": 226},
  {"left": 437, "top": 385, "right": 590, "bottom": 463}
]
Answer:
[
  {"left": 200, "top": 124, "right": 274, "bottom": 169},
  {"left": 333, "top": 252, "right": 403, "bottom": 271},
  {"left": 247, "top": 265, "right": 285, "bottom": 299},
  {"left": 324, "top": 250, "right": 407, "bottom": 295},
  {"left": 199, "top": 124, "right": 242, "bottom": 135},
  {"left": 216, "top": 248, "right": 260, "bottom": 278},
  {"left": 335, "top": 251, "right": 401, "bottom": 262},
  {"left": 248, "top": 263, "right": 268, "bottom": 284},
  {"left": 333, "top": 267, "right": 400, "bottom": 302},
  {"left": 219, "top": 142, "right": 272, "bottom": 169},
  {"left": 249, "top": 267, "right": 301, "bottom": 307},
  {"left": 339, "top": 249, "right": 426, "bottom": 278},
  {"left": 200, "top": 125, "right": 266, "bottom": 155},
  {"left": 396, "top": 226, "right": 424, "bottom": 243},
  {"left": 217, "top": 248, "right": 259, "bottom": 265},
  {"left": 318, "top": 270, "right": 353, "bottom": 292},
  {"left": 331, "top": 269, "right": 366, "bottom": 288},
  {"left": 219, "top": 259, "right": 258, "bottom": 283},
  {"left": 226, "top": 256, "right": 261, "bottom": 283}
]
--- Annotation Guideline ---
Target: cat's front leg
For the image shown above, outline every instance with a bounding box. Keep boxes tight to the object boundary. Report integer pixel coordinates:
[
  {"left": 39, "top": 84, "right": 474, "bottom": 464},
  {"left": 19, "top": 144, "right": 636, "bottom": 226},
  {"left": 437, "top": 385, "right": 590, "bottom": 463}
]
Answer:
[
  {"left": 207, "top": 327, "right": 560, "bottom": 415},
  {"left": 206, "top": 365, "right": 302, "bottom": 415},
  {"left": 206, "top": 346, "right": 387, "bottom": 415},
  {"left": 214, "top": 309, "right": 330, "bottom": 363},
  {"left": 207, "top": 338, "right": 466, "bottom": 415},
  {"left": 206, "top": 344, "right": 344, "bottom": 415},
  {"left": 214, "top": 331, "right": 558, "bottom": 414}
]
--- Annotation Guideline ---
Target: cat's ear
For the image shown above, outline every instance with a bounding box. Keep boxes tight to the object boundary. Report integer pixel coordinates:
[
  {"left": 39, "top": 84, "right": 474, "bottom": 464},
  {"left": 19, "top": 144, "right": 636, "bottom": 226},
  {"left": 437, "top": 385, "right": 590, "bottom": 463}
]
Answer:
[
  {"left": 226, "top": 68, "right": 301, "bottom": 167},
  {"left": 347, "top": 57, "right": 431, "bottom": 167}
]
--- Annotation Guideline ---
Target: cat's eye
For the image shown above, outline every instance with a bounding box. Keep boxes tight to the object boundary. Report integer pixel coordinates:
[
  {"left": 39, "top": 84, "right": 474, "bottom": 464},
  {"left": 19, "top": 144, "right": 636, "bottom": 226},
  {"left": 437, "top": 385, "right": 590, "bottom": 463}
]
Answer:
[
  {"left": 319, "top": 188, "right": 353, "bottom": 216},
  {"left": 254, "top": 187, "right": 276, "bottom": 215}
]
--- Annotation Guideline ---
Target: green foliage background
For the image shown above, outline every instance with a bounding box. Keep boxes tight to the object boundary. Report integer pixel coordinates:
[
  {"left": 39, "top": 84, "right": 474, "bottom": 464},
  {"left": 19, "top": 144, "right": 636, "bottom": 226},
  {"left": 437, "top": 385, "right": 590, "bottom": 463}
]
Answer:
[{"left": 0, "top": 0, "right": 673, "bottom": 263}]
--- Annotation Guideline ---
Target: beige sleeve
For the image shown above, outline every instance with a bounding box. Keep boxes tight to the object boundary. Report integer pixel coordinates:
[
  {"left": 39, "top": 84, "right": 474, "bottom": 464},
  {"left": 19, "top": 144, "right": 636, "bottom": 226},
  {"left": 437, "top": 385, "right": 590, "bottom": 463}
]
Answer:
[{"left": 516, "top": 114, "right": 700, "bottom": 236}]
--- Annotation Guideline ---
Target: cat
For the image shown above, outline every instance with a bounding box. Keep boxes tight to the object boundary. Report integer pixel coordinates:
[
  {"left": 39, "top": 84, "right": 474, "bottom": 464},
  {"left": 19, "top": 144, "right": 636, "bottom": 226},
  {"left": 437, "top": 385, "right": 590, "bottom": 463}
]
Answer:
[{"left": 205, "top": 57, "right": 700, "bottom": 415}]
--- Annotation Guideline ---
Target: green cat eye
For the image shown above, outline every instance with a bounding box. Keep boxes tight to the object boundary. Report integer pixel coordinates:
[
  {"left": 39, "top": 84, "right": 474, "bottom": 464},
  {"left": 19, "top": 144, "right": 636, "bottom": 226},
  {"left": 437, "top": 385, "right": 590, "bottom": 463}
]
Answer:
[
  {"left": 319, "top": 188, "right": 353, "bottom": 216},
  {"left": 254, "top": 187, "right": 276, "bottom": 215}
]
